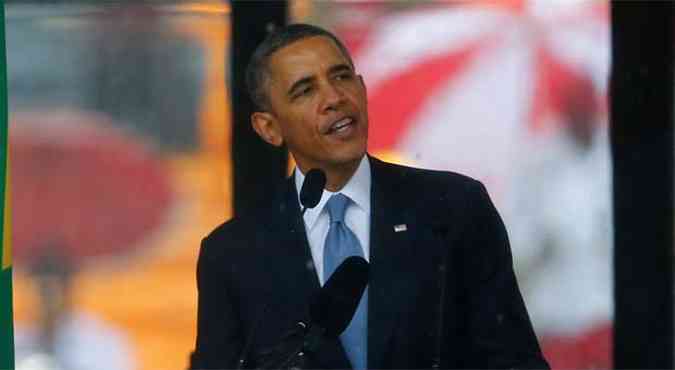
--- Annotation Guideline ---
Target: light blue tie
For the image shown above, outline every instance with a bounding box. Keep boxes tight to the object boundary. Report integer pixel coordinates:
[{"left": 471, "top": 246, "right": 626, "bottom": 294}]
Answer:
[{"left": 323, "top": 193, "right": 368, "bottom": 370}]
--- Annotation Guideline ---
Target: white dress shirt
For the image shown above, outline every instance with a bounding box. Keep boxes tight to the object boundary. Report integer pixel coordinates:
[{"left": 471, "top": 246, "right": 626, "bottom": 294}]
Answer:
[{"left": 294, "top": 156, "right": 371, "bottom": 285}]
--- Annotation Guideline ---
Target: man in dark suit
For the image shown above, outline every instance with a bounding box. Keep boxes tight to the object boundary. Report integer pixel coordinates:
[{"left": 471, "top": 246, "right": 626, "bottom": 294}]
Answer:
[{"left": 192, "top": 23, "right": 549, "bottom": 369}]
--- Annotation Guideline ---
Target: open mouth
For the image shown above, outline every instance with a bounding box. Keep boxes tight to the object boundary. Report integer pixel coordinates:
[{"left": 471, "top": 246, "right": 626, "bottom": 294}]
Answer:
[{"left": 327, "top": 117, "right": 354, "bottom": 134}]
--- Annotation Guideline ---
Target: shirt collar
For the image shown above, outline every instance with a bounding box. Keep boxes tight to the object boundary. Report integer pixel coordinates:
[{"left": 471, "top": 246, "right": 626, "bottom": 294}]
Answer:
[{"left": 294, "top": 155, "right": 372, "bottom": 231}]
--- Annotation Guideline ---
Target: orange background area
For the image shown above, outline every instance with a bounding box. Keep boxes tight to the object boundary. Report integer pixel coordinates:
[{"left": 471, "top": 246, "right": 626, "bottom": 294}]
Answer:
[
  {"left": 13, "top": 4, "right": 232, "bottom": 369},
  {"left": 13, "top": 154, "right": 232, "bottom": 370}
]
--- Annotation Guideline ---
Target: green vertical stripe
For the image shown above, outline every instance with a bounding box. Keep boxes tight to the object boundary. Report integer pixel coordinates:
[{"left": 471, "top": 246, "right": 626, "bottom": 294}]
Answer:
[
  {"left": 0, "top": 270, "right": 12, "bottom": 370},
  {"left": 0, "top": 4, "right": 14, "bottom": 370}
]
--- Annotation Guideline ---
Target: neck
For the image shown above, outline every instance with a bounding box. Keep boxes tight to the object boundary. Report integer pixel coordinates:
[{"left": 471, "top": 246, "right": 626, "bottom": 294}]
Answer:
[{"left": 324, "top": 160, "right": 360, "bottom": 192}]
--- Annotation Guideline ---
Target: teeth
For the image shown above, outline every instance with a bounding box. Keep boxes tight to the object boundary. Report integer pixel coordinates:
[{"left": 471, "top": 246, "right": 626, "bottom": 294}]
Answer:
[{"left": 331, "top": 118, "right": 351, "bottom": 132}]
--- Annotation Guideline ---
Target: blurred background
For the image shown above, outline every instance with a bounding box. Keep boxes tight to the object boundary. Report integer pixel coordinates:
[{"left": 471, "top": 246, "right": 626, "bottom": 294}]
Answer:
[{"left": 9, "top": 1, "right": 611, "bottom": 369}]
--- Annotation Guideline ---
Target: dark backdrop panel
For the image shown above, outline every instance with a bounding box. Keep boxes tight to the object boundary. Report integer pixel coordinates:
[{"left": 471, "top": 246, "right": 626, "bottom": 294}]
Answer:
[
  {"left": 611, "top": 3, "right": 673, "bottom": 368},
  {"left": 231, "top": 1, "right": 288, "bottom": 217}
]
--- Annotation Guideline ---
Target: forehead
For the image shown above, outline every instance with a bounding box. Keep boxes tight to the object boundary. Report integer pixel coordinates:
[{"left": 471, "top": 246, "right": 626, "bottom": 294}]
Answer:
[{"left": 266, "top": 36, "right": 351, "bottom": 86}]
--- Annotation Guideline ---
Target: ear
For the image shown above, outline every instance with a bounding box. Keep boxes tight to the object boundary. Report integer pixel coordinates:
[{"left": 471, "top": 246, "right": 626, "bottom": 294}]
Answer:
[{"left": 251, "top": 111, "right": 284, "bottom": 147}]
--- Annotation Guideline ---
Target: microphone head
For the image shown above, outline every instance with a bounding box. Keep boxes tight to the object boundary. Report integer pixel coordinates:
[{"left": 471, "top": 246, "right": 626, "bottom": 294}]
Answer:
[
  {"left": 300, "top": 169, "right": 326, "bottom": 210},
  {"left": 310, "top": 256, "right": 369, "bottom": 337}
]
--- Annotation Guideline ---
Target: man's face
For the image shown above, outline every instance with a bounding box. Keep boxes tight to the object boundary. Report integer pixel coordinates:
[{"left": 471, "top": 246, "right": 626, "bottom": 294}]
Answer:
[{"left": 253, "top": 36, "right": 369, "bottom": 173}]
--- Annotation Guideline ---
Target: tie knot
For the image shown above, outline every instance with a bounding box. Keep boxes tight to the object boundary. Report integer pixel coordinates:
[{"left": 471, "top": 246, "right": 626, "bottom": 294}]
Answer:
[{"left": 326, "top": 193, "right": 350, "bottom": 223}]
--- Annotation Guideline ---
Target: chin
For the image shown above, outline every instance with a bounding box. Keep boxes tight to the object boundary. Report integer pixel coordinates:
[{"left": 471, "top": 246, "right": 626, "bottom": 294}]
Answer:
[{"left": 331, "top": 148, "right": 367, "bottom": 167}]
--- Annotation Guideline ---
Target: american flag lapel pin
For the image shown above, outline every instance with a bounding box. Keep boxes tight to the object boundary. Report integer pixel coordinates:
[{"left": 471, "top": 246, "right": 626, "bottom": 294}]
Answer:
[{"left": 394, "top": 224, "right": 407, "bottom": 232}]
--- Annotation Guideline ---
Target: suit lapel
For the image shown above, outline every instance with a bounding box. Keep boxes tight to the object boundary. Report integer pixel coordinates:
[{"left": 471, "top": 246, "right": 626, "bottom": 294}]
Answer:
[
  {"left": 367, "top": 157, "right": 417, "bottom": 369},
  {"left": 276, "top": 176, "right": 352, "bottom": 369}
]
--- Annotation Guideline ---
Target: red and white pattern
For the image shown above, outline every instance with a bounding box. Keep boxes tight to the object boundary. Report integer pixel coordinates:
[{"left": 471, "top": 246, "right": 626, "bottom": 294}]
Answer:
[
  {"left": 339, "top": 1, "right": 609, "bottom": 200},
  {"left": 334, "top": 2, "right": 612, "bottom": 368}
]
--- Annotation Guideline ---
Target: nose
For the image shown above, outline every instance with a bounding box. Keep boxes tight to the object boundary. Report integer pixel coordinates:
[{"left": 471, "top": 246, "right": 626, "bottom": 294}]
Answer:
[{"left": 320, "top": 81, "right": 345, "bottom": 112}]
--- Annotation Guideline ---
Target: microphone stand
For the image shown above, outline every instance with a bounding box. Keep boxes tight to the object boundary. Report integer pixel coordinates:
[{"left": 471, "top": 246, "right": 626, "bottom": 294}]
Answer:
[
  {"left": 431, "top": 225, "right": 449, "bottom": 369},
  {"left": 237, "top": 304, "right": 269, "bottom": 369}
]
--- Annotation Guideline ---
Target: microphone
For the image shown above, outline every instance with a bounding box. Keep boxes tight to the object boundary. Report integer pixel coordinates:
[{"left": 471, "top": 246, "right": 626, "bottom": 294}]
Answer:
[
  {"left": 300, "top": 169, "right": 326, "bottom": 215},
  {"left": 309, "top": 255, "right": 369, "bottom": 338},
  {"left": 301, "top": 256, "right": 369, "bottom": 355},
  {"left": 253, "top": 256, "right": 370, "bottom": 369}
]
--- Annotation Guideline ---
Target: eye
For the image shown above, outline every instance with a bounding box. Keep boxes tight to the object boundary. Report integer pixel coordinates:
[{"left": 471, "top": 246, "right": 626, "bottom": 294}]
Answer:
[
  {"left": 292, "top": 86, "right": 313, "bottom": 100},
  {"left": 335, "top": 72, "right": 353, "bottom": 80}
]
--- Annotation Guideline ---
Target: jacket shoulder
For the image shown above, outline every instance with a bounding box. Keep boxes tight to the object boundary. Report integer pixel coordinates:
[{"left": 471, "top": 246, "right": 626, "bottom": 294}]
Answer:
[
  {"left": 200, "top": 210, "right": 266, "bottom": 261},
  {"left": 370, "top": 156, "right": 486, "bottom": 197}
]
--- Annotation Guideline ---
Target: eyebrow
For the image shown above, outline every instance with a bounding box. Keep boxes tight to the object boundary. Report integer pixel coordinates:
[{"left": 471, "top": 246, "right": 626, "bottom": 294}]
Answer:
[
  {"left": 328, "top": 63, "right": 353, "bottom": 75},
  {"left": 286, "top": 63, "right": 354, "bottom": 97}
]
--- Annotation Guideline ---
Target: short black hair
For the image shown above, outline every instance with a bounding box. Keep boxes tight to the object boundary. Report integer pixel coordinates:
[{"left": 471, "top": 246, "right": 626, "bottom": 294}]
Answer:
[{"left": 245, "top": 23, "right": 354, "bottom": 112}]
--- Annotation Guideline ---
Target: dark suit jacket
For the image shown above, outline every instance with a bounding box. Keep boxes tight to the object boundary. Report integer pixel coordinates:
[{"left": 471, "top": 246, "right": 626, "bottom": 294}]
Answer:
[{"left": 192, "top": 156, "right": 549, "bottom": 369}]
